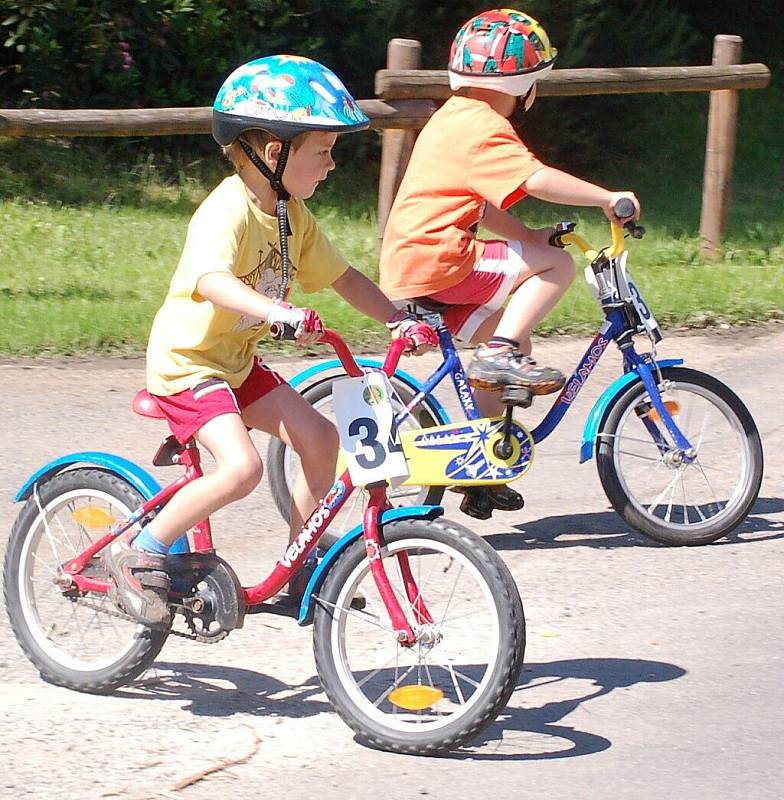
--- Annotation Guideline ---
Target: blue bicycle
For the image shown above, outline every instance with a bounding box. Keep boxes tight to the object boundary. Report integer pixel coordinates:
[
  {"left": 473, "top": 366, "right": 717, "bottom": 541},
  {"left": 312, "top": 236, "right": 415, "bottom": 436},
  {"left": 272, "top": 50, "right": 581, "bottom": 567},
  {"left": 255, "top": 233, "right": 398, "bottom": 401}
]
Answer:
[{"left": 269, "top": 203, "right": 763, "bottom": 546}]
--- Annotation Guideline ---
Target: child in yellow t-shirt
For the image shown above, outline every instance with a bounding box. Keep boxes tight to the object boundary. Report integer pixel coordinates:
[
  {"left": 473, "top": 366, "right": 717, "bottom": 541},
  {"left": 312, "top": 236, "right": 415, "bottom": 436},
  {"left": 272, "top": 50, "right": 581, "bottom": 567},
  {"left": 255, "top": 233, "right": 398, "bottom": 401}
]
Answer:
[
  {"left": 106, "top": 56, "right": 435, "bottom": 627},
  {"left": 380, "top": 8, "right": 640, "bottom": 398}
]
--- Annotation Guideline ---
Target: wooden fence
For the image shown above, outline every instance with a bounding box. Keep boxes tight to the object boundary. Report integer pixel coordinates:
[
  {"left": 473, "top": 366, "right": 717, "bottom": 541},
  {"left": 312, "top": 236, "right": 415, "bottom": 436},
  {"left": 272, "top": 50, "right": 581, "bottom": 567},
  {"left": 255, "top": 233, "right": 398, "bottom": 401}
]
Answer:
[{"left": 0, "top": 34, "right": 771, "bottom": 257}]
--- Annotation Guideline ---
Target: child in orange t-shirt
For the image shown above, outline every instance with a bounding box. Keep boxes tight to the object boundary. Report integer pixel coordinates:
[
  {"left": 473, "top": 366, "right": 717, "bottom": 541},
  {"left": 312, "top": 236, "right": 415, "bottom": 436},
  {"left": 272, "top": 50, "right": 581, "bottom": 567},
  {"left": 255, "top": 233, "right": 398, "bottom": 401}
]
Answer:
[{"left": 380, "top": 8, "right": 640, "bottom": 401}]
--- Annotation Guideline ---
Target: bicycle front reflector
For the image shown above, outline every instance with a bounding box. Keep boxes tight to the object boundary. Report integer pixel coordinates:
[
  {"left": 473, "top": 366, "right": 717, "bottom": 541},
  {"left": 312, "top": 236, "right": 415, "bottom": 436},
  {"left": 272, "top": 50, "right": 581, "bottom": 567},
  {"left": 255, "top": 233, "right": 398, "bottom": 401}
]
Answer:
[
  {"left": 646, "top": 401, "right": 680, "bottom": 423},
  {"left": 389, "top": 685, "right": 444, "bottom": 711},
  {"left": 72, "top": 506, "right": 117, "bottom": 529}
]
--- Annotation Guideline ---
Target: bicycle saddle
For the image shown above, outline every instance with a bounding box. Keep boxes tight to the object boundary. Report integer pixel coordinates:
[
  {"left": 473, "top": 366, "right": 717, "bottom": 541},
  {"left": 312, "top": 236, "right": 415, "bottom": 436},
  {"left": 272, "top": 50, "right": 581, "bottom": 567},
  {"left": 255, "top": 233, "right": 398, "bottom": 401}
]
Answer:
[
  {"left": 132, "top": 389, "right": 166, "bottom": 420},
  {"left": 405, "top": 297, "right": 450, "bottom": 315}
]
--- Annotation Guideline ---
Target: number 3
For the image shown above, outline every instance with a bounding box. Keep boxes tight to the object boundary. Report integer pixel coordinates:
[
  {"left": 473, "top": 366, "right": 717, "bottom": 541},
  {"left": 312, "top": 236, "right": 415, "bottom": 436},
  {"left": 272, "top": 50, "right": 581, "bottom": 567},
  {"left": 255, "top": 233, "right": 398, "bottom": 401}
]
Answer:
[{"left": 348, "top": 417, "right": 386, "bottom": 469}]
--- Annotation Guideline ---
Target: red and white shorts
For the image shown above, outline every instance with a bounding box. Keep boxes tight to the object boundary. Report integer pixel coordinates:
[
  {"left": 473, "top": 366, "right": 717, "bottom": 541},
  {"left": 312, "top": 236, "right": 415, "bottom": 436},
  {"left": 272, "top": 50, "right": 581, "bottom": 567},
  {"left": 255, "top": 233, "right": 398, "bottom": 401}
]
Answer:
[
  {"left": 427, "top": 240, "right": 523, "bottom": 341},
  {"left": 153, "top": 357, "right": 285, "bottom": 444}
]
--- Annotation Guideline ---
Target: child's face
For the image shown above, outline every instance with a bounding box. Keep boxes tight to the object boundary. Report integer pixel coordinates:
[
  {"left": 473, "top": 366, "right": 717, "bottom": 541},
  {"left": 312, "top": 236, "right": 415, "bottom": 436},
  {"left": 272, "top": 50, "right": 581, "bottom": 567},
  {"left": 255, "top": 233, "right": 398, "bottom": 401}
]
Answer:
[{"left": 282, "top": 132, "right": 338, "bottom": 199}]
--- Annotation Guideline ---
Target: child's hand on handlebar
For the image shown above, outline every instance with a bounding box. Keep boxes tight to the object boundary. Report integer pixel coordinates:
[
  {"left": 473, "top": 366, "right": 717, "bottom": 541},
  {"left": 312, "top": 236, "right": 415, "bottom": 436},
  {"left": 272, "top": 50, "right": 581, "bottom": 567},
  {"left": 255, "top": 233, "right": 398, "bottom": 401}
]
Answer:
[
  {"left": 386, "top": 310, "right": 438, "bottom": 356},
  {"left": 267, "top": 301, "right": 325, "bottom": 345},
  {"left": 603, "top": 192, "right": 641, "bottom": 225}
]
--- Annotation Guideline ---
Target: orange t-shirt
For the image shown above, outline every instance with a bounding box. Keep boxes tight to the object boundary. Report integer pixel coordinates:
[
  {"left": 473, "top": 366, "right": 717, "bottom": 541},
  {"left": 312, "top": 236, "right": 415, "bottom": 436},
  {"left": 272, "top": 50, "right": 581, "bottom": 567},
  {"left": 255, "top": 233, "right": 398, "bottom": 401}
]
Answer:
[{"left": 379, "top": 95, "right": 543, "bottom": 300}]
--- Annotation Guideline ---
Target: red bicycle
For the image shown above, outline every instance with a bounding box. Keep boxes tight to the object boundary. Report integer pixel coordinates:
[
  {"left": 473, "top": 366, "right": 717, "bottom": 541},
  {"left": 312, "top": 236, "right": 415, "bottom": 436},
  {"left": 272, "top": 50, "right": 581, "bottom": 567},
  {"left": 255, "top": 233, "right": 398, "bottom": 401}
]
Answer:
[{"left": 4, "top": 328, "right": 525, "bottom": 755}]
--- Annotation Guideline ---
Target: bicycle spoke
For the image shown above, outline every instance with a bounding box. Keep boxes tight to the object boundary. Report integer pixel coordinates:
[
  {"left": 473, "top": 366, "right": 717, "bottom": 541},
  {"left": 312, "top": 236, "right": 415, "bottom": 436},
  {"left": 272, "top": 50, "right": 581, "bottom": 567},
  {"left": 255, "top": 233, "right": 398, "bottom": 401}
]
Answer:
[
  {"left": 428, "top": 660, "right": 482, "bottom": 691},
  {"left": 316, "top": 596, "right": 397, "bottom": 634},
  {"left": 647, "top": 472, "right": 680, "bottom": 517},
  {"left": 371, "top": 664, "right": 418, "bottom": 708},
  {"left": 356, "top": 651, "right": 409, "bottom": 690},
  {"left": 447, "top": 661, "right": 466, "bottom": 705},
  {"left": 30, "top": 552, "right": 61, "bottom": 579},
  {"left": 616, "top": 449, "right": 666, "bottom": 464}
]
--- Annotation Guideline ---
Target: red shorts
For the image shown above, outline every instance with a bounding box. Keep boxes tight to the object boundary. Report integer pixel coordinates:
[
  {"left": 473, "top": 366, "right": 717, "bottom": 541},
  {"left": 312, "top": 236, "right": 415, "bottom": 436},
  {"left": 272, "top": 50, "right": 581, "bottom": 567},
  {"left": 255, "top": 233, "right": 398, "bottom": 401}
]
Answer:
[
  {"left": 428, "top": 240, "right": 523, "bottom": 341},
  {"left": 153, "top": 358, "right": 285, "bottom": 444}
]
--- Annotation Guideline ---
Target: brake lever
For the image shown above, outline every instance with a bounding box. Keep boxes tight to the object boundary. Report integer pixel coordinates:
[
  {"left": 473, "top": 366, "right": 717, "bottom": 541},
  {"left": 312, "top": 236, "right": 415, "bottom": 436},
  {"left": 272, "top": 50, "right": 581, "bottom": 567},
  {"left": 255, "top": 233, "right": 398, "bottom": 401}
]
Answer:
[
  {"left": 549, "top": 220, "right": 576, "bottom": 248},
  {"left": 624, "top": 220, "right": 646, "bottom": 239}
]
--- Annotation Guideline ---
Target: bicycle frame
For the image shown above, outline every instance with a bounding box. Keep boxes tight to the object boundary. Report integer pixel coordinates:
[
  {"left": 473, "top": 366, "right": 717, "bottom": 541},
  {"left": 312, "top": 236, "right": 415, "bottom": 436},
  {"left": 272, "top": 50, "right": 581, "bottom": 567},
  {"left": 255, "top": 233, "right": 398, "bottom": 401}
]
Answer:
[
  {"left": 394, "top": 230, "right": 695, "bottom": 459},
  {"left": 56, "top": 333, "right": 426, "bottom": 644}
]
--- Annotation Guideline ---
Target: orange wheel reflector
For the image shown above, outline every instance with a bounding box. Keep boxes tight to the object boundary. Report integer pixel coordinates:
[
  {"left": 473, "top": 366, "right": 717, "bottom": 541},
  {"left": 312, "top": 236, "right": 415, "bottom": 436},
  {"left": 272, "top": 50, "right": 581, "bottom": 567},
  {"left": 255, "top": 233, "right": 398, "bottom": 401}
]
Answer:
[
  {"left": 389, "top": 685, "right": 444, "bottom": 711},
  {"left": 647, "top": 401, "right": 680, "bottom": 423},
  {"left": 72, "top": 506, "right": 116, "bottom": 529}
]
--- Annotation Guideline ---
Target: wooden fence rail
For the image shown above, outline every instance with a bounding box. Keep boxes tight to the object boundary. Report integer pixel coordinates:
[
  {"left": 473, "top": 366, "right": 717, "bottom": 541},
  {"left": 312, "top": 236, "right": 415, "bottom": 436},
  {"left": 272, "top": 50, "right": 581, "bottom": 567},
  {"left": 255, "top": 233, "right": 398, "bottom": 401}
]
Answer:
[
  {"left": 0, "top": 99, "right": 436, "bottom": 138},
  {"left": 0, "top": 34, "right": 771, "bottom": 257},
  {"left": 376, "top": 63, "right": 770, "bottom": 100}
]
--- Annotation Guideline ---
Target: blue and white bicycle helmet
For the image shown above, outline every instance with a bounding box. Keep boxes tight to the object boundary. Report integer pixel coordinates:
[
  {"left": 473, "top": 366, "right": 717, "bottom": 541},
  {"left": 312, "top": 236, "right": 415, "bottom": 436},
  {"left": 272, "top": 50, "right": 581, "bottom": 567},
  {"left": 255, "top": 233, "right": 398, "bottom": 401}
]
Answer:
[
  {"left": 212, "top": 56, "right": 369, "bottom": 300},
  {"left": 213, "top": 55, "right": 369, "bottom": 145}
]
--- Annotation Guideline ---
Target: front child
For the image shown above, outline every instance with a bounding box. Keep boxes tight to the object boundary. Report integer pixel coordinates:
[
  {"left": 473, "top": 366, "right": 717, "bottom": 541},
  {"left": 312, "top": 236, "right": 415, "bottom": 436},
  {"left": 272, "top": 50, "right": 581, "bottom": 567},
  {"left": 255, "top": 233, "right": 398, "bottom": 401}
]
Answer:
[{"left": 106, "top": 56, "right": 434, "bottom": 627}]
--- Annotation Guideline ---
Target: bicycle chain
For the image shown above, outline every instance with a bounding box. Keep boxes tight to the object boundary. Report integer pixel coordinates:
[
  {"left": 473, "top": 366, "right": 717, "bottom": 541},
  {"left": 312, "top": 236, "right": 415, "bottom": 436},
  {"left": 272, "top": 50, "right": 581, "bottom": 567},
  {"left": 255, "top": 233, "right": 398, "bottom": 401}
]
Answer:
[{"left": 71, "top": 595, "right": 227, "bottom": 643}]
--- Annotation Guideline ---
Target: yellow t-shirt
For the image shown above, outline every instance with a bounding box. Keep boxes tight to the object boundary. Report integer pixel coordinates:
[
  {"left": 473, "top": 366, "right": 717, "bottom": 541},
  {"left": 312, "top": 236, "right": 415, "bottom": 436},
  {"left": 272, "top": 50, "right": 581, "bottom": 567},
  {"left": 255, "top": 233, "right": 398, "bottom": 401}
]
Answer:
[
  {"left": 146, "top": 175, "right": 349, "bottom": 395},
  {"left": 379, "top": 95, "right": 543, "bottom": 300}
]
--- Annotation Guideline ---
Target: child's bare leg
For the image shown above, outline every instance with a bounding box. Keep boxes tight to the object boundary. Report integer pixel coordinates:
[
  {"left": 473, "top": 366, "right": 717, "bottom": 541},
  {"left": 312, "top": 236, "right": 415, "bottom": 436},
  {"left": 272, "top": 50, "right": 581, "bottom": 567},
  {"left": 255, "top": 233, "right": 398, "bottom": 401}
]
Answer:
[
  {"left": 467, "top": 244, "right": 574, "bottom": 395},
  {"left": 495, "top": 244, "right": 575, "bottom": 351},
  {"left": 145, "top": 414, "right": 263, "bottom": 547},
  {"left": 240, "top": 384, "right": 338, "bottom": 543},
  {"left": 104, "top": 413, "right": 261, "bottom": 625}
]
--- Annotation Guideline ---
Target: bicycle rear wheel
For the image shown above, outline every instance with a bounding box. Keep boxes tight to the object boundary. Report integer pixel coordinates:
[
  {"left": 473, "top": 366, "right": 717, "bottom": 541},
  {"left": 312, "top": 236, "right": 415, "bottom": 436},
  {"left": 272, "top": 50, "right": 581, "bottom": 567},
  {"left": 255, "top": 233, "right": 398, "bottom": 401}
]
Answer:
[
  {"left": 4, "top": 468, "right": 169, "bottom": 693},
  {"left": 597, "top": 367, "right": 763, "bottom": 545},
  {"left": 312, "top": 518, "right": 525, "bottom": 755}
]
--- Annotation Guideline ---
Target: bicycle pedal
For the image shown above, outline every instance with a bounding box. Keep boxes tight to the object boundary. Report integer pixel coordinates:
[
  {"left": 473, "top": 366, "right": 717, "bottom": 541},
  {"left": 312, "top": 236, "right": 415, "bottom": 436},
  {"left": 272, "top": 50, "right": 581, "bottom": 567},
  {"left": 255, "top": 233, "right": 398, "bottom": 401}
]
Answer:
[
  {"left": 487, "top": 485, "right": 525, "bottom": 512},
  {"left": 457, "top": 489, "right": 494, "bottom": 521},
  {"left": 501, "top": 386, "right": 533, "bottom": 408},
  {"left": 467, "top": 376, "right": 504, "bottom": 393}
]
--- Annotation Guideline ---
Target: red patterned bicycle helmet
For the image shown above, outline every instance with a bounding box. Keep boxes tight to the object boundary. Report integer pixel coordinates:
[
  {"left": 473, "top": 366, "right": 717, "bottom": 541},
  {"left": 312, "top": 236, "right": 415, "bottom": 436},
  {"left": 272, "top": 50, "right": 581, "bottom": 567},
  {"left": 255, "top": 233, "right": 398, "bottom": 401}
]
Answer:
[{"left": 448, "top": 8, "right": 557, "bottom": 96}]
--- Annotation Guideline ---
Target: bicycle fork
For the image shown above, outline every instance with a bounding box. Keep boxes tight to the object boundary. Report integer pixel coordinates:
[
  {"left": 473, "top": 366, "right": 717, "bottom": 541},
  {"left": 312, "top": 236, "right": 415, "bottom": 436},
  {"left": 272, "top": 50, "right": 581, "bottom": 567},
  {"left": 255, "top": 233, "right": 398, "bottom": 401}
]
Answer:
[
  {"left": 626, "top": 353, "right": 697, "bottom": 464},
  {"left": 363, "top": 484, "right": 434, "bottom": 646}
]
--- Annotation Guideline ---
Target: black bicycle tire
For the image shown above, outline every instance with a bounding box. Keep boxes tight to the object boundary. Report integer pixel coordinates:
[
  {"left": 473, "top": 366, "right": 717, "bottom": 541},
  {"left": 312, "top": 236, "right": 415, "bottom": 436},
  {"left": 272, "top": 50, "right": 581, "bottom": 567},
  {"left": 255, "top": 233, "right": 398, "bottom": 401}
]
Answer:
[
  {"left": 312, "top": 517, "right": 525, "bottom": 755},
  {"left": 4, "top": 468, "right": 169, "bottom": 693},
  {"left": 596, "top": 367, "right": 763, "bottom": 545}
]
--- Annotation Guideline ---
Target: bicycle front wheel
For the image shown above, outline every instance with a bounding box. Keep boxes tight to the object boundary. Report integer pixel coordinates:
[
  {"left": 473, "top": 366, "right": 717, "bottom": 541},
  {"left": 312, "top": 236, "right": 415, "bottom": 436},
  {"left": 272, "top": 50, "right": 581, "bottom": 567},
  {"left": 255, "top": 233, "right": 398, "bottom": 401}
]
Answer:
[
  {"left": 312, "top": 518, "right": 525, "bottom": 755},
  {"left": 597, "top": 367, "right": 763, "bottom": 545},
  {"left": 3, "top": 468, "right": 169, "bottom": 693}
]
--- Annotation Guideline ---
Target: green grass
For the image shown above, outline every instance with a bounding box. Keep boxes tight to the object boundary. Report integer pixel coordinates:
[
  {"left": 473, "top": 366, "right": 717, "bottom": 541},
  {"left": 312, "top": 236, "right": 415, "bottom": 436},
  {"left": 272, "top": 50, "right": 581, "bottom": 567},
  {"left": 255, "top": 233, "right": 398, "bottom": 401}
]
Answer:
[{"left": 1, "top": 86, "right": 782, "bottom": 356}]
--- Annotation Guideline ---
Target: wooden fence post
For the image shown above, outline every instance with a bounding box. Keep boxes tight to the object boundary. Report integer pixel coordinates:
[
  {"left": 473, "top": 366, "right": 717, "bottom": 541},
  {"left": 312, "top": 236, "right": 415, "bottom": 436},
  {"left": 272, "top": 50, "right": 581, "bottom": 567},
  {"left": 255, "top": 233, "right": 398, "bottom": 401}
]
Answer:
[
  {"left": 700, "top": 35, "right": 743, "bottom": 259},
  {"left": 377, "top": 39, "right": 422, "bottom": 238}
]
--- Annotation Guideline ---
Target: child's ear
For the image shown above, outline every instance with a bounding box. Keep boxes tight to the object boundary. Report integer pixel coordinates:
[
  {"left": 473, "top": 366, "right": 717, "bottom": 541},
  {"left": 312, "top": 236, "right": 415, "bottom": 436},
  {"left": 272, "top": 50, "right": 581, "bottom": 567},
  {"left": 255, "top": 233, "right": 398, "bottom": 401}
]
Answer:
[{"left": 263, "top": 140, "right": 283, "bottom": 167}]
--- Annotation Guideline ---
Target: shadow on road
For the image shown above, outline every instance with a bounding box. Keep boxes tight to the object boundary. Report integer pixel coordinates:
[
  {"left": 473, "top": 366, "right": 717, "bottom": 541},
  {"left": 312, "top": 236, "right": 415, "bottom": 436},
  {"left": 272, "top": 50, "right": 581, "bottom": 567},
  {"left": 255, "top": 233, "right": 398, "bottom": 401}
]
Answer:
[
  {"left": 117, "top": 655, "right": 684, "bottom": 763},
  {"left": 455, "top": 657, "right": 686, "bottom": 761},
  {"left": 485, "top": 496, "right": 784, "bottom": 551},
  {"left": 118, "top": 661, "right": 331, "bottom": 719}
]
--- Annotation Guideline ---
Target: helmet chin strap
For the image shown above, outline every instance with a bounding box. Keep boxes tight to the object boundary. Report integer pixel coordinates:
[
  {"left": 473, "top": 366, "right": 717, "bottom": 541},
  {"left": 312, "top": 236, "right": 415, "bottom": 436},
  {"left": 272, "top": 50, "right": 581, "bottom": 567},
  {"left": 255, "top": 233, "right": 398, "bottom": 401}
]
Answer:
[
  {"left": 239, "top": 139, "right": 292, "bottom": 302},
  {"left": 518, "top": 86, "right": 536, "bottom": 112}
]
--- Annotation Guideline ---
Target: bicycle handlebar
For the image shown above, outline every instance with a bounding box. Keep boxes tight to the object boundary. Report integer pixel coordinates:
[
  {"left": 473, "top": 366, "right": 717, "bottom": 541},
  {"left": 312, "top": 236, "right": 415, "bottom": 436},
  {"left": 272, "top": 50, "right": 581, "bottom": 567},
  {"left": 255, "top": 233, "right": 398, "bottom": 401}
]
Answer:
[
  {"left": 269, "top": 324, "right": 408, "bottom": 379},
  {"left": 549, "top": 198, "right": 645, "bottom": 262}
]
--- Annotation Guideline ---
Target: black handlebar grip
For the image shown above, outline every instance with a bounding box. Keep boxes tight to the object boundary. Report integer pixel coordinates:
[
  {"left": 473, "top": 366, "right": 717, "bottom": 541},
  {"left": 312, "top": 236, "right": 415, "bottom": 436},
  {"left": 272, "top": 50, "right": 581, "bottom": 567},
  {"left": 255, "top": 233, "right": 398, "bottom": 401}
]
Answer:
[
  {"left": 269, "top": 322, "right": 298, "bottom": 341},
  {"left": 614, "top": 198, "right": 636, "bottom": 220}
]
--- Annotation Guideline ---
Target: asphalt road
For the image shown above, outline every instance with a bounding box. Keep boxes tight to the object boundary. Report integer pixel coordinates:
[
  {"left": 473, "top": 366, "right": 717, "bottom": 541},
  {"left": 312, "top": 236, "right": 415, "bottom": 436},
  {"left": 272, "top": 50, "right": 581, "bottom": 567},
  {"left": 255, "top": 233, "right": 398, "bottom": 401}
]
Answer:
[{"left": 1, "top": 324, "right": 782, "bottom": 800}]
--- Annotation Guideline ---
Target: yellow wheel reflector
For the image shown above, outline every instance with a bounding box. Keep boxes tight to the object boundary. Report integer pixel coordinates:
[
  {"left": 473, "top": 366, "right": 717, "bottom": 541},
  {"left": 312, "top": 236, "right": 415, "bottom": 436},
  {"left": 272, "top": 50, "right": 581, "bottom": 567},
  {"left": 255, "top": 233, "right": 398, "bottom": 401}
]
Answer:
[
  {"left": 646, "top": 401, "right": 680, "bottom": 423},
  {"left": 389, "top": 685, "right": 444, "bottom": 711},
  {"left": 72, "top": 506, "right": 116, "bottom": 529}
]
